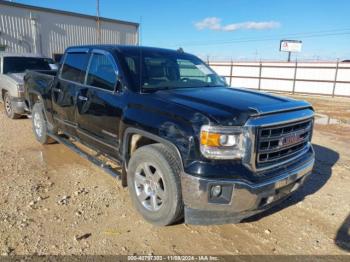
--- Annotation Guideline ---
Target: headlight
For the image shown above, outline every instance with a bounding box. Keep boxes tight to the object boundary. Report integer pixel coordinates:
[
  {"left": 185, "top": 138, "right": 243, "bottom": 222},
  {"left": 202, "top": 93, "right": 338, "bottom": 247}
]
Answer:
[{"left": 200, "top": 125, "right": 246, "bottom": 159}]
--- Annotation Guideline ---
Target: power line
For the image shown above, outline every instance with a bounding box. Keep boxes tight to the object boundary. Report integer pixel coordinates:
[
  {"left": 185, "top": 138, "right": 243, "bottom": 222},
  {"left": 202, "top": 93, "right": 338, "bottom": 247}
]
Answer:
[
  {"left": 171, "top": 28, "right": 350, "bottom": 47},
  {"left": 174, "top": 28, "right": 350, "bottom": 46}
]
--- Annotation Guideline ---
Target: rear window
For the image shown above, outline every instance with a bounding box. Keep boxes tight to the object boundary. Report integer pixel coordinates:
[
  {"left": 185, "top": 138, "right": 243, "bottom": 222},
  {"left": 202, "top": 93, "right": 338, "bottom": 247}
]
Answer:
[
  {"left": 3, "top": 57, "right": 52, "bottom": 74},
  {"left": 61, "top": 52, "right": 89, "bottom": 83}
]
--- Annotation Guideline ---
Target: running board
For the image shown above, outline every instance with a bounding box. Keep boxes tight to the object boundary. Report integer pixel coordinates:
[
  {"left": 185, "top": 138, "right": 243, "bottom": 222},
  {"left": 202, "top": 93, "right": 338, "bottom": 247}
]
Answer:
[{"left": 49, "top": 133, "right": 121, "bottom": 180}]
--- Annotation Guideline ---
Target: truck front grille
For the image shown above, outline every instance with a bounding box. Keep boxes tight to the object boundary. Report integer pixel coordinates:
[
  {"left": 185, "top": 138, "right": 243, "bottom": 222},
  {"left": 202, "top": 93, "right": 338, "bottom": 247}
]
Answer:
[{"left": 256, "top": 119, "right": 313, "bottom": 167}]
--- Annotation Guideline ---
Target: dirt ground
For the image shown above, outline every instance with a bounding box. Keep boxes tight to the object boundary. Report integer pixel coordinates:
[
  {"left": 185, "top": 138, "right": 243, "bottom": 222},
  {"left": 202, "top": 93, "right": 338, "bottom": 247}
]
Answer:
[{"left": 0, "top": 93, "right": 349, "bottom": 256}]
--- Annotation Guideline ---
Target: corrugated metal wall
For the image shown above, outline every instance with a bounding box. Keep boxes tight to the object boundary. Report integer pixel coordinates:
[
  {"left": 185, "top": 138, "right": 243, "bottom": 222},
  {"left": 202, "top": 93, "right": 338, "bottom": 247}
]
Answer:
[{"left": 0, "top": 3, "right": 138, "bottom": 57}]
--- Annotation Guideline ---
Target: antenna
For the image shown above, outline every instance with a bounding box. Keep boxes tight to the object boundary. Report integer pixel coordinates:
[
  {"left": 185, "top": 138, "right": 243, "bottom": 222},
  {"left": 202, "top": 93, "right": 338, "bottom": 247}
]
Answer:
[{"left": 138, "top": 16, "right": 143, "bottom": 91}]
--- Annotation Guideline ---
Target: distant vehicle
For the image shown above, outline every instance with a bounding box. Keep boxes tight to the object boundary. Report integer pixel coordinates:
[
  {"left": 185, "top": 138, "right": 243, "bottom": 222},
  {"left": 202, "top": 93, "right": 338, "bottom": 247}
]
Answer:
[
  {"left": 0, "top": 53, "right": 57, "bottom": 119},
  {"left": 24, "top": 45, "right": 315, "bottom": 225},
  {"left": 342, "top": 60, "right": 350, "bottom": 63}
]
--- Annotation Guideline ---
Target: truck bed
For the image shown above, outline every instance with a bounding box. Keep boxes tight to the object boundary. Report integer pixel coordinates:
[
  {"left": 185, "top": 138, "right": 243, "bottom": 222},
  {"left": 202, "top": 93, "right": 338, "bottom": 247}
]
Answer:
[{"left": 24, "top": 70, "right": 57, "bottom": 111}]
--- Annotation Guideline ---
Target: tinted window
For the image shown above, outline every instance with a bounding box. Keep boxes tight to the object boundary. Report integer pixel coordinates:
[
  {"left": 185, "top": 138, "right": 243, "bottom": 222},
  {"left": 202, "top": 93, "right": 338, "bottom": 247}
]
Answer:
[
  {"left": 53, "top": 53, "right": 64, "bottom": 63},
  {"left": 120, "top": 49, "right": 226, "bottom": 91},
  {"left": 86, "top": 53, "right": 117, "bottom": 91},
  {"left": 61, "top": 52, "right": 89, "bottom": 83},
  {"left": 178, "top": 59, "right": 208, "bottom": 82},
  {"left": 3, "top": 57, "right": 52, "bottom": 74}
]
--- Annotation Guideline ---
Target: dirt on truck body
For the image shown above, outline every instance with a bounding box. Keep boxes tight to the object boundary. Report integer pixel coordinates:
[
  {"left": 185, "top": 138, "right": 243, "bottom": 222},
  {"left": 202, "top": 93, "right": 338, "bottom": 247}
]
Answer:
[{"left": 0, "top": 94, "right": 349, "bottom": 255}]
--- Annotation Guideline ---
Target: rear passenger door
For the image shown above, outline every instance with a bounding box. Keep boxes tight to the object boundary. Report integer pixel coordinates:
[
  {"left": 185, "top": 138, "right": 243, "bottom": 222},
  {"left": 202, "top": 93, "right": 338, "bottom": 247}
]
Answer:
[
  {"left": 52, "top": 49, "right": 90, "bottom": 136},
  {"left": 75, "top": 49, "right": 123, "bottom": 158}
]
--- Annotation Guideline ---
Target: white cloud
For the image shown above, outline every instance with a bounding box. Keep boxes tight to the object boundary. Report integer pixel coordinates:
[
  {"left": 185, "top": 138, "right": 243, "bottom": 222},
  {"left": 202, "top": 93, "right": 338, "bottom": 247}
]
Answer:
[
  {"left": 194, "top": 17, "right": 280, "bottom": 32},
  {"left": 194, "top": 17, "right": 222, "bottom": 31}
]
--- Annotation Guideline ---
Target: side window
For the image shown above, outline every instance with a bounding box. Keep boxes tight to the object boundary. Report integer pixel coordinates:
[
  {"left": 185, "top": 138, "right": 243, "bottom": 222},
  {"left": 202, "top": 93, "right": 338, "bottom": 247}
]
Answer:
[
  {"left": 61, "top": 52, "right": 89, "bottom": 84},
  {"left": 86, "top": 53, "right": 117, "bottom": 91}
]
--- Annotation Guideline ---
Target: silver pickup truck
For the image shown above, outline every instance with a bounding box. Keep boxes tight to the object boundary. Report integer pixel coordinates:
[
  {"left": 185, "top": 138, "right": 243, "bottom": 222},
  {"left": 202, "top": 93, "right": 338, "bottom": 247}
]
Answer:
[{"left": 0, "top": 53, "right": 56, "bottom": 119}]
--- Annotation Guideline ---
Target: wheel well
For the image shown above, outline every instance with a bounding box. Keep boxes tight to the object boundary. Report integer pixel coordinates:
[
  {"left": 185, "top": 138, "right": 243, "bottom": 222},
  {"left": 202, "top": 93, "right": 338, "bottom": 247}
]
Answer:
[
  {"left": 129, "top": 134, "right": 157, "bottom": 158},
  {"left": 126, "top": 133, "right": 183, "bottom": 168},
  {"left": 121, "top": 131, "right": 184, "bottom": 187},
  {"left": 29, "top": 93, "right": 40, "bottom": 109},
  {"left": 120, "top": 134, "right": 158, "bottom": 187},
  {"left": 1, "top": 89, "right": 7, "bottom": 100}
]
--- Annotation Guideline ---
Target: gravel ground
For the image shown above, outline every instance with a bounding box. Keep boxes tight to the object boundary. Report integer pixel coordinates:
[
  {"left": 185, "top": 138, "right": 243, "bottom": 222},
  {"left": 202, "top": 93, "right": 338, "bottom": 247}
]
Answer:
[{"left": 0, "top": 94, "right": 349, "bottom": 256}]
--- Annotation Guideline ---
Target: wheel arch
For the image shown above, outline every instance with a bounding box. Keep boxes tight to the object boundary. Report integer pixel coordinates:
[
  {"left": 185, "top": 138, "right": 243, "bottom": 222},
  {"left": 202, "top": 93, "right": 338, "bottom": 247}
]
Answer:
[
  {"left": 1, "top": 88, "right": 7, "bottom": 100},
  {"left": 121, "top": 127, "right": 184, "bottom": 187},
  {"left": 27, "top": 90, "right": 43, "bottom": 110}
]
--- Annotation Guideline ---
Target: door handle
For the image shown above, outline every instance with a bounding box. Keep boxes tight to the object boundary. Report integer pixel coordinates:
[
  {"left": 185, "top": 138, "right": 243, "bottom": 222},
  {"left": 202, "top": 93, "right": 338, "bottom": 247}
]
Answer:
[
  {"left": 78, "top": 95, "right": 88, "bottom": 101},
  {"left": 52, "top": 87, "right": 61, "bottom": 93}
]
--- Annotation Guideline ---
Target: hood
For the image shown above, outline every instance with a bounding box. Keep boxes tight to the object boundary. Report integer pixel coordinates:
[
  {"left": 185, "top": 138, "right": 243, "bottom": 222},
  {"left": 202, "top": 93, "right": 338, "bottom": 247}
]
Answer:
[
  {"left": 155, "top": 87, "right": 311, "bottom": 125},
  {"left": 6, "top": 73, "right": 26, "bottom": 85}
]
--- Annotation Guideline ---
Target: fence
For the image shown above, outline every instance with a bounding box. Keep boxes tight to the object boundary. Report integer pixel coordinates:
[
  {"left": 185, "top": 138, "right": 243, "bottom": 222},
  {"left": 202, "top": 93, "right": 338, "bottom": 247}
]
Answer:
[{"left": 208, "top": 61, "right": 350, "bottom": 97}]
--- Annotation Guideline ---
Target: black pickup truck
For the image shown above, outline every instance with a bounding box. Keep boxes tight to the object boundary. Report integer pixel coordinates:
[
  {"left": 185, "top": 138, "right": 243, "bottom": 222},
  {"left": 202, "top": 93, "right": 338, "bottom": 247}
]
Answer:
[{"left": 24, "top": 45, "right": 315, "bottom": 225}]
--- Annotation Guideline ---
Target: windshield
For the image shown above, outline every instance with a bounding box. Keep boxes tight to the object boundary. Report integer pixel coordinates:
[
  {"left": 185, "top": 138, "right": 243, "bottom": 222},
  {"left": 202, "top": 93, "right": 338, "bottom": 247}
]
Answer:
[
  {"left": 119, "top": 49, "right": 226, "bottom": 91},
  {"left": 3, "top": 57, "right": 53, "bottom": 74}
]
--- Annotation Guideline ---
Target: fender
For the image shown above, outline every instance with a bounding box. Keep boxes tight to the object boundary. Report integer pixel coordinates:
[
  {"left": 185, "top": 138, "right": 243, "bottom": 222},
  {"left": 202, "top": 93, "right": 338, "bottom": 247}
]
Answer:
[
  {"left": 27, "top": 90, "right": 56, "bottom": 131},
  {"left": 27, "top": 90, "right": 43, "bottom": 110},
  {"left": 122, "top": 127, "right": 184, "bottom": 172}
]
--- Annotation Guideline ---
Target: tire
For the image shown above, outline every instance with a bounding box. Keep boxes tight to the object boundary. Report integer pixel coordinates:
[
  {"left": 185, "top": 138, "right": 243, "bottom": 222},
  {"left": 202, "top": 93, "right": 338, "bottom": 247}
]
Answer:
[
  {"left": 127, "top": 143, "right": 184, "bottom": 226},
  {"left": 31, "top": 102, "right": 55, "bottom": 144},
  {"left": 3, "top": 93, "right": 20, "bottom": 119}
]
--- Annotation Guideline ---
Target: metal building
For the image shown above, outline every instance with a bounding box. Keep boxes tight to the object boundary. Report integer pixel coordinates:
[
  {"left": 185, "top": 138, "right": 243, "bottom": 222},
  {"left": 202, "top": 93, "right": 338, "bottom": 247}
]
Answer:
[{"left": 0, "top": 0, "right": 139, "bottom": 60}]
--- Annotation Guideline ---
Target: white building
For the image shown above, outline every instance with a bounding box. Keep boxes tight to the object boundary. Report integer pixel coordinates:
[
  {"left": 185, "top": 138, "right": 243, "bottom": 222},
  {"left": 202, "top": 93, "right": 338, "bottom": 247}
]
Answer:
[{"left": 0, "top": 0, "right": 139, "bottom": 60}]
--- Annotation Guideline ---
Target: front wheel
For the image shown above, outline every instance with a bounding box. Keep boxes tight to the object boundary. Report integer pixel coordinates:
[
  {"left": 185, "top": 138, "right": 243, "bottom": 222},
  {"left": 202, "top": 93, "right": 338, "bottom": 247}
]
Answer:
[
  {"left": 4, "top": 93, "right": 20, "bottom": 119},
  {"left": 127, "top": 143, "right": 184, "bottom": 226},
  {"left": 32, "top": 102, "right": 55, "bottom": 144}
]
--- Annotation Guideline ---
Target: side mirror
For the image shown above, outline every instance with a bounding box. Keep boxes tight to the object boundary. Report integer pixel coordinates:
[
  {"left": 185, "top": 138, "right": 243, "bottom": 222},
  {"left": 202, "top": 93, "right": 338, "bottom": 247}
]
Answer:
[{"left": 220, "top": 76, "right": 228, "bottom": 86}]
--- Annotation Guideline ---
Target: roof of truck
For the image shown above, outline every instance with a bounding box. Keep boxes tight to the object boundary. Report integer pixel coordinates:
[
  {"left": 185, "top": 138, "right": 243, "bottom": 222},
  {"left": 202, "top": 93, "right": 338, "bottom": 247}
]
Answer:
[{"left": 66, "top": 45, "right": 189, "bottom": 55}]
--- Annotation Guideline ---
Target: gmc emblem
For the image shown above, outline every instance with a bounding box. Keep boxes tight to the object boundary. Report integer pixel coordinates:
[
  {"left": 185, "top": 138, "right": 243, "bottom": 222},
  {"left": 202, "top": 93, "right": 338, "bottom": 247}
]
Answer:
[{"left": 279, "top": 133, "right": 303, "bottom": 147}]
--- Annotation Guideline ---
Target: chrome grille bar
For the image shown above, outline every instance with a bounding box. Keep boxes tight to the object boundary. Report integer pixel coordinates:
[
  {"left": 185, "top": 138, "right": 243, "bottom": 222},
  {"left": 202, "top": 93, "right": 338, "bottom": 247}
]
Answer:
[{"left": 256, "top": 119, "right": 313, "bottom": 166}]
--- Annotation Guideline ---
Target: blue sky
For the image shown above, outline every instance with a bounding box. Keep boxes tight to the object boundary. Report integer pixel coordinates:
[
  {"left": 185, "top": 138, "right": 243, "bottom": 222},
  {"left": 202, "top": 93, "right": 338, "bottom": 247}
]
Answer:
[{"left": 14, "top": 0, "right": 350, "bottom": 61}]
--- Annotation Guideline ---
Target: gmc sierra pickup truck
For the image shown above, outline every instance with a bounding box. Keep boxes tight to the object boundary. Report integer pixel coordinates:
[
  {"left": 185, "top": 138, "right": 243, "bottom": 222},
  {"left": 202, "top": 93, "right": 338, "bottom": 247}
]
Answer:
[{"left": 24, "top": 45, "right": 315, "bottom": 225}]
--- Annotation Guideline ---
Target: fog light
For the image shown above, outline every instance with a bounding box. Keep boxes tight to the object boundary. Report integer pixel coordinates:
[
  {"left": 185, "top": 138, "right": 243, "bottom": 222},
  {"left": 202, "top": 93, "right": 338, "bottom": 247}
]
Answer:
[
  {"left": 266, "top": 196, "right": 275, "bottom": 204},
  {"left": 211, "top": 185, "right": 222, "bottom": 197},
  {"left": 291, "top": 182, "right": 300, "bottom": 192}
]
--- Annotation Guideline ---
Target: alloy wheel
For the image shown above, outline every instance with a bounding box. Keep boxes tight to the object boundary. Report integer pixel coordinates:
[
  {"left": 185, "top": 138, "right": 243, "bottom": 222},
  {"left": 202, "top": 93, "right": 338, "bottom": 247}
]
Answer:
[
  {"left": 4, "top": 96, "right": 12, "bottom": 115},
  {"left": 33, "top": 112, "right": 43, "bottom": 138},
  {"left": 134, "top": 162, "right": 166, "bottom": 211}
]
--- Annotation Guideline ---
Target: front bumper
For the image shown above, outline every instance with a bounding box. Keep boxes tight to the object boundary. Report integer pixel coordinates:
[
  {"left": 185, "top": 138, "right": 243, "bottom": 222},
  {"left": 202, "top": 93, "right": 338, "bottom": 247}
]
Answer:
[
  {"left": 181, "top": 147, "right": 315, "bottom": 225},
  {"left": 10, "top": 97, "right": 27, "bottom": 114}
]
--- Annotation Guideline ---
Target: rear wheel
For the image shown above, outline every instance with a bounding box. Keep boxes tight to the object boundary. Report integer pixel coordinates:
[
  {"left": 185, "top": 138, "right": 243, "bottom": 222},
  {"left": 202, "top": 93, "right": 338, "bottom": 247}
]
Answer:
[
  {"left": 127, "top": 143, "right": 184, "bottom": 226},
  {"left": 32, "top": 102, "right": 55, "bottom": 144},
  {"left": 4, "top": 93, "right": 20, "bottom": 119}
]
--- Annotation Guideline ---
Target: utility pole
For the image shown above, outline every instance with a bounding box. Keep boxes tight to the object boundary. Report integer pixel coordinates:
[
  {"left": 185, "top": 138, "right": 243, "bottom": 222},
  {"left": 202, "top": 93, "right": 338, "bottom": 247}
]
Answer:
[
  {"left": 138, "top": 16, "right": 142, "bottom": 46},
  {"left": 96, "top": 0, "right": 101, "bottom": 43}
]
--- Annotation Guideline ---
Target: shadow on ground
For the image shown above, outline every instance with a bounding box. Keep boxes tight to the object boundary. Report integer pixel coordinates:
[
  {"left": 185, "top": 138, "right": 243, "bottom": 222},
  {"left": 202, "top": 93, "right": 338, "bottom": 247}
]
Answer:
[
  {"left": 335, "top": 214, "right": 350, "bottom": 252},
  {"left": 243, "top": 143, "right": 339, "bottom": 222}
]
